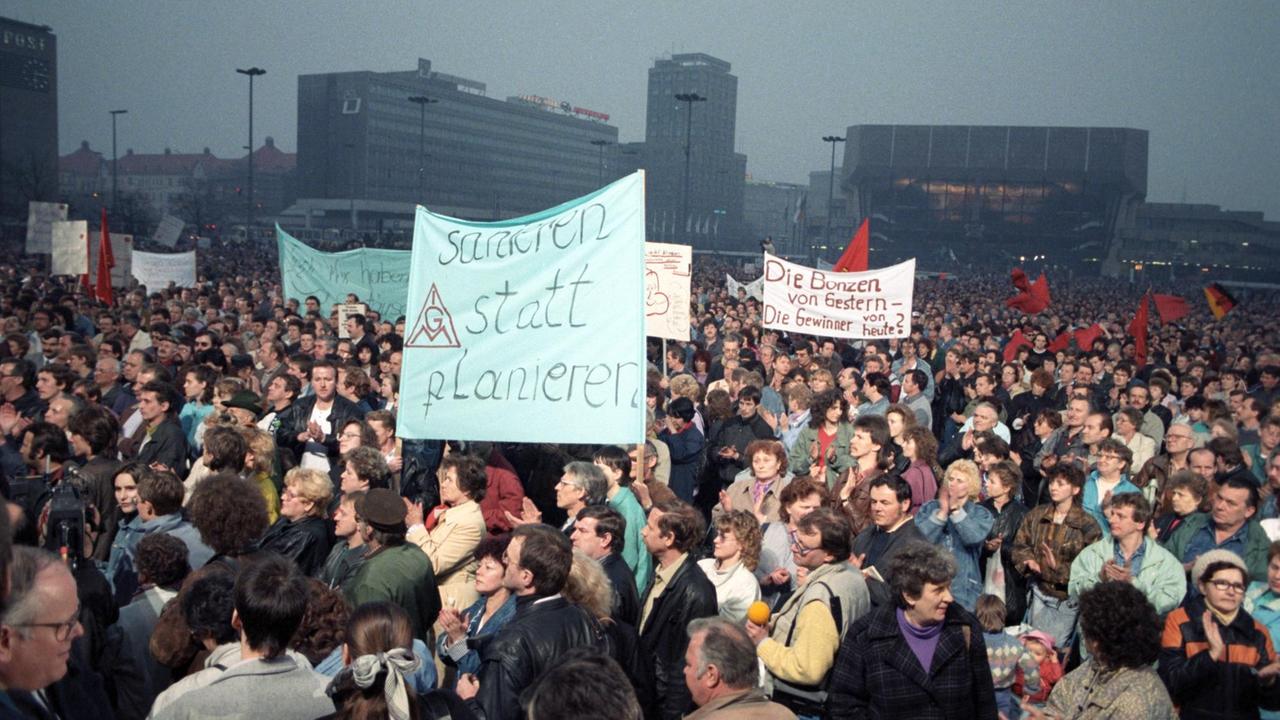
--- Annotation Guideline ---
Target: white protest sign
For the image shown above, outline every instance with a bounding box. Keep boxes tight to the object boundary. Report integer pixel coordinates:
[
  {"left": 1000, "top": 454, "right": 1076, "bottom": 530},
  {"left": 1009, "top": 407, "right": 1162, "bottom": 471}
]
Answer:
[
  {"left": 87, "top": 234, "right": 133, "bottom": 287},
  {"left": 336, "top": 303, "right": 369, "bottom": 338},
  {"left": 131, "top": 250, "right": 197, "bottom": 289},
  {"left": 51, "top": 221, "right": 89, "bottom": 276},
  {"left": 726, "top": 273, "right": 763, "bottom": 302},
  {"left": 153, "top": 214, "right": 185, "bottom": 248},
  {"left": 644, "top": 242, "right": 691, "bottom": 341},
  {"left": 762, "top": 253, "right": 914, "bottom": 339},
  {"left": 399, "top": 171, "right": 647, "bottom": 444},
  {"left": 26, "top": 202, "right": 67, "bottom": 254}
]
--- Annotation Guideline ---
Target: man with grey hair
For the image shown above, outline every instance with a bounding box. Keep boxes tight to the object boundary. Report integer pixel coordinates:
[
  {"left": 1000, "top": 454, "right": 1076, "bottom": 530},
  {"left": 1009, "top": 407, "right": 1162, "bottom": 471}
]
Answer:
[
  {"left": 556, "top": 461, "right": 608, "bottom": 536},
  {"left": 684, "top": 617, "right": 796, "bottom": 719},
  {"left": 0, "top": 547, "right": 89, "bottom": 714},
  {"left": 94, "top": 356, "right": 130, "bottom": 416}
]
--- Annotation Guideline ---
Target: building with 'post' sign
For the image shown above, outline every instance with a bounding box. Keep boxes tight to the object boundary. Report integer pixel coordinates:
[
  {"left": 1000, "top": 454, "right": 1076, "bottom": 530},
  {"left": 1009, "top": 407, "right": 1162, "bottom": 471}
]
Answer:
[
  {"left": 0, "top": 17, "right": 57, "bottom": 221},
  {"left": 838, "top": 125, "right": 1148, "bottom": 274}
]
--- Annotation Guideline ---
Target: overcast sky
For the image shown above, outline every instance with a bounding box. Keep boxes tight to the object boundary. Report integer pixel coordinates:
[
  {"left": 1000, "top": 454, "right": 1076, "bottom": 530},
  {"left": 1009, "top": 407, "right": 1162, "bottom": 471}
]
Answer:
[{"left": 10, "top": 1, "right": 1280, "bottom": 217}]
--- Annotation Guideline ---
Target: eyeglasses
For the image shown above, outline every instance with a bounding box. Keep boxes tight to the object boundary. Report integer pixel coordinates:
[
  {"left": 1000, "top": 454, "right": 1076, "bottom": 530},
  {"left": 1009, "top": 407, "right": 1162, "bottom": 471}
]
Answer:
[
  {"left": 339, "top": 431, "right": 362, "bottom": 440},
  {"left": 788, "top": 530, "right": 816, "bottom": 554},
  {"left": 1207, "top": 579, "right": 1246, "bottom": 594},
  {"left": 14, "top": 605, "right": 81, "bottom": 641}
]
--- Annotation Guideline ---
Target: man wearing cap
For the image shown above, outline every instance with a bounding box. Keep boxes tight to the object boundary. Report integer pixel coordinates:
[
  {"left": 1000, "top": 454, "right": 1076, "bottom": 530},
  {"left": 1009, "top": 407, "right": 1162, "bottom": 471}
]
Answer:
[
  {"left": 343, "top": 488, "right": 441, "bottom": 642},
  {"left": 223, "top": 391, "right": 261, "bottom": 429}
]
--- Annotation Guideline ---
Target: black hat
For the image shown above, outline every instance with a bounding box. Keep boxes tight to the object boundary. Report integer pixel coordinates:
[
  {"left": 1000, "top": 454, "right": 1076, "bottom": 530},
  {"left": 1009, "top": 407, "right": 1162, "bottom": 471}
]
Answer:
[
  {"left": 225, "top": 390, "right": 260, "bottom": 414},
  {"left": 356, "top": 488, "right": 407, "bottom": 533}
]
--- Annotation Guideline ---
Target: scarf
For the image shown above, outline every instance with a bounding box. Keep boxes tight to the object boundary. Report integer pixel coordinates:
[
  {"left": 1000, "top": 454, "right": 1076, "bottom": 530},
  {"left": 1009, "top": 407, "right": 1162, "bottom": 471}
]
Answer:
[{"left": 346, "top": 648, "right": 420, "bottom": 720}]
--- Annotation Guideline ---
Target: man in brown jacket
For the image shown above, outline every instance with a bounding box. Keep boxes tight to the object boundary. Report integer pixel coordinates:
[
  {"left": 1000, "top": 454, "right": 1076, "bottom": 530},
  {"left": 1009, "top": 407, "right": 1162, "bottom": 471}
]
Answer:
[
  {"left": 684, "top": 617, "right": 797, "bottom": 720},
  {"left": 1010, "top": 463, "right": 1101, "bottom": 653}
]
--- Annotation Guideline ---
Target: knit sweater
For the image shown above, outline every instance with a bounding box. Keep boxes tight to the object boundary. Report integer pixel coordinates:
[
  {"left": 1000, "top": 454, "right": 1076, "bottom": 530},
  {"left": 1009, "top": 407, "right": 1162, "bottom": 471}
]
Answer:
[{"left": 984, "top": 631, "right": 1040, "bottom": 694}]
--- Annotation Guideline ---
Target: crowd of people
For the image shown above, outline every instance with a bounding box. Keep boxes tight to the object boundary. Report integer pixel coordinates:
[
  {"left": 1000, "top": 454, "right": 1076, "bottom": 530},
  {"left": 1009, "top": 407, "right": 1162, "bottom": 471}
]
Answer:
[{"left": 0, "top": 232, "right": 1279, "bottom": 719}]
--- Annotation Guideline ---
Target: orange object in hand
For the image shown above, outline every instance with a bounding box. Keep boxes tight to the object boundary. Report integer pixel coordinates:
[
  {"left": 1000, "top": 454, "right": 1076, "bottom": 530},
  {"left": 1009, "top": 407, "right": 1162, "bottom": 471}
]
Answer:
[{"left": 747, "top": 601, "right": 771, "bottom": 626}]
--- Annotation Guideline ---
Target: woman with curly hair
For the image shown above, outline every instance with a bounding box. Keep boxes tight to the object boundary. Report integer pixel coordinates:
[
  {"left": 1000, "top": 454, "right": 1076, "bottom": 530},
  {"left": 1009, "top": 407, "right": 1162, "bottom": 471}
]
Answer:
[
  {"left": 787, "top": 389, "right": 855, "bottom": 488},
  {"left": 187, "top": 471, "right": 270, "bottom": 562},
  {"left": 1033, "top": 581, "right": 1174, "bottom": 718},
  {"left": 697, "top": 510, "right": 763, "bottom": 623}
]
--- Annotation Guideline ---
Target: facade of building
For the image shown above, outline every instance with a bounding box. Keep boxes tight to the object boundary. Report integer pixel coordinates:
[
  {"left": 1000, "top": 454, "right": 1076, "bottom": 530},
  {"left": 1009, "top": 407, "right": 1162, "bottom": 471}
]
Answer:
[
  {"left": 840, "top": 125, "right": 1149, "bottom": 272},
  {"left": 294, "top": 58, "right": 618, "bottom": 230},
  {"left": 1116, "top": 202, "right": 1280, "bottom": 282},
  {"left": 0, "top": 17, "right": 57, "bottom": 221},
  {"left": 641, "top": 53, "right": 746, "bottom": 250},
  {"left": 743, "top": 178, "right": 807, "bottom": 257},
  {"left": 58, "top": 139, "right": 296, "bottom": 238}
]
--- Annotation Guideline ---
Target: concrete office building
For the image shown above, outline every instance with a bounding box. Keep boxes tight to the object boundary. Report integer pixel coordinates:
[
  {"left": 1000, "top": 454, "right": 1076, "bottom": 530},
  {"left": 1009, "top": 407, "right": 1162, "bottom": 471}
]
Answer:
[
  {"left": 642, "top": 53, "right": 746, "bottom": 250},
  {"left": 0, "top": 17, "right": 57, "bottom": 220},
  {"left": 743, "top": 178, "right": 806, "bottom": 257},
  {"left": 294, "top": 58, "right": 619, "bottom": 236},
  {"left": 840, "top": 125, "right": 1148, "bottom": 272}
]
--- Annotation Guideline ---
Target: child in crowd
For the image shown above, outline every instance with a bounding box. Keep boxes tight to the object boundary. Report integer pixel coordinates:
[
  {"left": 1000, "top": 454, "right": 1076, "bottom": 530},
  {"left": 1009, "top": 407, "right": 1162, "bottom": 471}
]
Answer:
[
  {"left": 977, "top": 595, "right": 1040, "bottom": 720},
  {"left": 1018, "top": 629, "right": 1063, "bottom": 707}
]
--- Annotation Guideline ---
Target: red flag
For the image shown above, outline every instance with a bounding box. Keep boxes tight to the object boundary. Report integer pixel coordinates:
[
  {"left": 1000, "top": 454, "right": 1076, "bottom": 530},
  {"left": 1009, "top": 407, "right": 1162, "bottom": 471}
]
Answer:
[
  {"left": 1127, "top": 293, "right": 1149, "bottom": 367},
  {"left": 1048, "top": 331, "right": 1072, "bottom": 354},
  {"left": 1073, "top": 324, "right": 1104, "bottom": 351},
  {"left": 95, "top": 216, "right": 113, "bottom": 306},
  {"left": 832, "top": 218, "right": 869, "bottom": 272},
  {"left": 1005, "top": 268, "right": 1051, "bottom": 314},
  {"left": 1003, "top": 329, "right": 1032, "bottom": 363},
  {"left": 1152, "top": 294, "right": 1188, "bottom": 324}
]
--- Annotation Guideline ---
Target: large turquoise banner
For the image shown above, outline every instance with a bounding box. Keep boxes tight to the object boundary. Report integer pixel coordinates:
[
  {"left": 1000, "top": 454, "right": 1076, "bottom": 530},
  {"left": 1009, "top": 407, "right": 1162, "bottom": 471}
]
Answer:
[
  {"left": 398, "top": 172, "right": 647, "bottom": 444},
  {"left": 277, "top": 227, "right": 412, "bottom": 319}
]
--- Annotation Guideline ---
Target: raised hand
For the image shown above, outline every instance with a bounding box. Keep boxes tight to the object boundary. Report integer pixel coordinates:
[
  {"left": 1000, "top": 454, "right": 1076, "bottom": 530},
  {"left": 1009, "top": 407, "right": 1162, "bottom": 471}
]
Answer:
[
  {"left": 719, "top": 490, "right": 733, "bottom": 512},
  {"left": 1202, "top": 611, "right": 1225, "bottom": 661},
  {"left": 402, "top": 497, "right": 424, "bottom": 527},
  {"left": 1040, "top": 541, "right": 1058, "bottom": 571}
]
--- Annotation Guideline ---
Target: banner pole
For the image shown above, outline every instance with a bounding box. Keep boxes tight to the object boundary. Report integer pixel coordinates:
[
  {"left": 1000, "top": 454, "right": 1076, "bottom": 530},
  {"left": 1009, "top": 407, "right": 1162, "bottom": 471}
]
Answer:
[{"left": 662, "top": 338, "right": 667, "bottom": 377}]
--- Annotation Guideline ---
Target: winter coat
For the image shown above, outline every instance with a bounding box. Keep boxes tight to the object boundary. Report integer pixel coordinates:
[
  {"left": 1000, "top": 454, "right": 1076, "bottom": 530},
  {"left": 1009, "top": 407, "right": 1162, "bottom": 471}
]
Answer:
[
  {"left": 272, "top": 394, "right": 362, "bottom": 474},
  {"left": 1158, "top": 595, "right": 1280, "bottom": 719},
  {"left": 1164, "top": 512, "right": 1271, "bottom": 582},
  {"left": 707, "top": 413, "right": 774, "bottom": 486},
  {"left": 343, "top": 543, "right": 441, "bottom": 642},
  {"left": 659, "top": 423, "right": 705, "bottom": 503},
  {"left": 1044, "top": 661, "right": 1175, "bottom": 720},
  {"left": 1010, "top": 504, "right": 1102, "bottom": 599},
  {"left": 826, "top": 604, "right": 998, "bottom": 720}
]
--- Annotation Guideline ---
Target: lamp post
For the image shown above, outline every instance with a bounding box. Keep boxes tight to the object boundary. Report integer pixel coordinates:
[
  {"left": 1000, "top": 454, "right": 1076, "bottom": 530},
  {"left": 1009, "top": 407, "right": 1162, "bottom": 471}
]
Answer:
[
  {"left": 235, "top": 67, "right": 266, "bottom": 241},
  {"left": 344, "top": 142, "right": 357, "bottom": 233},
  {"left": 109, "top": 109, "right": 127, "bottom": 210},
  {"left": 675, "top": 93, "right": 706, "bottom": 245},
  {"left": 407, "top": 95, "right": 436, "bottom": 205},
  {"left": 590, "top": 139, "right": 612, "bottom": 187},
  {"left": 821, "top": 135, "right": 845, "bottom": 264}
]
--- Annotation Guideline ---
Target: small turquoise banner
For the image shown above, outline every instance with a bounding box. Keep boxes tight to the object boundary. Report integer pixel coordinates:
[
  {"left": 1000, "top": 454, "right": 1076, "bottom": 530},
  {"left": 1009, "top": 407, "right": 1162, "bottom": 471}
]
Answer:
[
  {"left": 277, "top": 227, "right": 412, "bottom": 319},
  {"left": 398, "top": 172, "right": 647, "bottom": 444}
]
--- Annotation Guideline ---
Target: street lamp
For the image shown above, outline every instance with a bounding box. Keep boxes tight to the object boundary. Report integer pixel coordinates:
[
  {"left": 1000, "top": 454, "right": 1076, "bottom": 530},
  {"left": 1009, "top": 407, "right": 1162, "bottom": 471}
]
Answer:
[
  {"left": 821, "top": 135, "right": 846, "bottom": 264},
  {"left": 407, "top": 95, "right": 436, "bottom": 205},
  {"left": 675, "top": 93, "right": 706, "bottom": 245},
  {"left": 235, "top": 66, "right": 266, "bottom": 241},
  {"left": 590, "top": 139, "right": 612, "bottom": 188},
  {"left": 109, "top": 109, "right": 127, "bottom": 210}
]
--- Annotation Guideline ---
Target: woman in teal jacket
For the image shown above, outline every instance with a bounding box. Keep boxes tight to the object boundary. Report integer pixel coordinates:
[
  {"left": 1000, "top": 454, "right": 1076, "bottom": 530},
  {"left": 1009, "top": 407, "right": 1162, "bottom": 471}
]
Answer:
[{"left": 786, "top": 389, "right": 853, "bottom": 489}]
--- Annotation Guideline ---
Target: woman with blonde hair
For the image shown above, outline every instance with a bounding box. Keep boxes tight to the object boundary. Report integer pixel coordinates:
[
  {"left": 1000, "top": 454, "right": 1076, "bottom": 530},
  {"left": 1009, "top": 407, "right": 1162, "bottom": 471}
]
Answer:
[
  {"left": 562, "top": 549, "right": 644, "bottom": 693},
  {"left": 239, "top": 426, "right": 281, "bottom": 523},
  {"left": 254, "top": 467, "right": 333, "bottom": 576},
  {"left": 698, "top": 510, "right": 763, "bottom": 622},
  {"left": 913, "top": 459, "right": 995, "bottom": 611}
]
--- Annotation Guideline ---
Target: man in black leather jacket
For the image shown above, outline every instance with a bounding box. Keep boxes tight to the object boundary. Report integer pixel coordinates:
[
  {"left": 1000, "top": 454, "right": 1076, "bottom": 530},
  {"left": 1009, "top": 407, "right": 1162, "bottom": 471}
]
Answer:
[
  {"left": 637, "top": 499, "right": 718, "bottom": 720},
  {"left": 272, "top": 360, "right": 360, "bottom": 475},
  {"left": 459, "top": 523, "right": 607, "bottom": 720}
]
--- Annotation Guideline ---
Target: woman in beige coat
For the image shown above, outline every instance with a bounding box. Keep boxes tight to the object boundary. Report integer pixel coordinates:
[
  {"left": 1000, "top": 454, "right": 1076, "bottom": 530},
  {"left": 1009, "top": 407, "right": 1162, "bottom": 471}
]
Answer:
[{"left": 406, "top": 453, "right": 488, "bottom": 611}]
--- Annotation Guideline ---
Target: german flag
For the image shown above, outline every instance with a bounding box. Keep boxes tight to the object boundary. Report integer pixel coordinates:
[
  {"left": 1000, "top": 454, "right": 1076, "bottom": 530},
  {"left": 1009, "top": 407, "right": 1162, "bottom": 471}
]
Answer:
[{"left": 1204, "top": 283, "right": 1237, "bottom": 319}]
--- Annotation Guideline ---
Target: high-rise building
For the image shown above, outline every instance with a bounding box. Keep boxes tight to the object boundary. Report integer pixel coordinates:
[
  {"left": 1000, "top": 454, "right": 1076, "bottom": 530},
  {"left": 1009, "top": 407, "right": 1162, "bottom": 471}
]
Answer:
[
  {"left": 295, "top": 58, "right": 618, "bottom": 231},
  {"left": 0, "top": 17, "right": 57, "bottom": 220},
  {"left": 743, "top": 178, "right": 807, "bottom": 256},
  {"left": 642, "top": 53, "right": 745, "bottom": 250}
]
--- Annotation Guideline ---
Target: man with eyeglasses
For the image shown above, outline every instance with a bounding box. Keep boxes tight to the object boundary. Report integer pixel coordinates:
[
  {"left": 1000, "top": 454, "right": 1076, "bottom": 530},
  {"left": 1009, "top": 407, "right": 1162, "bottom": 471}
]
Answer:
[
  {"left": 1134, "top": 420, "right": 1198, "bottom": 514},
  {"left": 1167, "top": 475, "right": 1270, "bottom": 584},
  {"left": 0, "top": 547, "right": 89, "bottom": 716}
]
